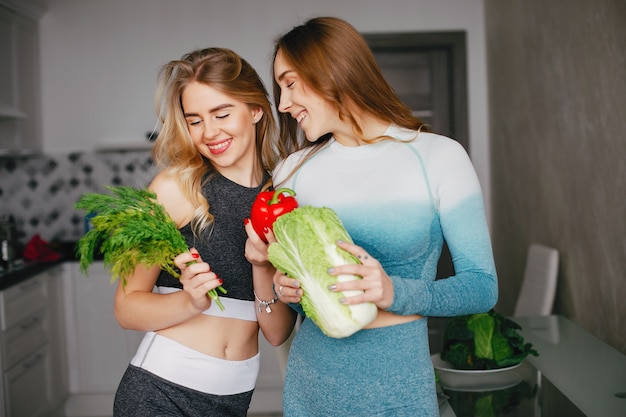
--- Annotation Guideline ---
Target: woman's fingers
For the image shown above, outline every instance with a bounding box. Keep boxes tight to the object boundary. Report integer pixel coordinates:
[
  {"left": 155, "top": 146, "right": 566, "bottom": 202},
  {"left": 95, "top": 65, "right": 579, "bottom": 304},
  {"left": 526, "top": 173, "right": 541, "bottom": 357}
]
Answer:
[
  {"left": 330, "top": 240, "right": 393, "bottom": 309},
  {"left": 273, "top": 271, "right": 301, "bottom": 303}
]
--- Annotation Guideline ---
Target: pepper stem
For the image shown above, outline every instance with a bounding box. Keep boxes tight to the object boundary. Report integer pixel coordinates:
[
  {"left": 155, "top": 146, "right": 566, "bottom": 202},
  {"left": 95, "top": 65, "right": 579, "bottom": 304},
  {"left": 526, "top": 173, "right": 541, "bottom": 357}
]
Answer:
[{"left": 269, "top": 188, "right": 296, "bottom": 205}]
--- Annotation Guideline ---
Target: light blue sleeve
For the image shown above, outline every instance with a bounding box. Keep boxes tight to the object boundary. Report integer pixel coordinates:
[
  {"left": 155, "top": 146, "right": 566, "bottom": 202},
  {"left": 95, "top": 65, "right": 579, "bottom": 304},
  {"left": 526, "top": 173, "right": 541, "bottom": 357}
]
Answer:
[
  {"left": 387, "top": 139, "right": 498, "bottom": 317},
  {"left": 388, "top": 193, "right": 498, "bottom": 316}
]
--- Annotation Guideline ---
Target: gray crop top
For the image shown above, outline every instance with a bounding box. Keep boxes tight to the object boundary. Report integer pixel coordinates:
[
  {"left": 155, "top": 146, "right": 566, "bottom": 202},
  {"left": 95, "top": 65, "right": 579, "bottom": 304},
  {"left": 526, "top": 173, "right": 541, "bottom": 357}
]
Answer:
[{"left": 155, "top": 171, "right": 269, "bottom": 303}]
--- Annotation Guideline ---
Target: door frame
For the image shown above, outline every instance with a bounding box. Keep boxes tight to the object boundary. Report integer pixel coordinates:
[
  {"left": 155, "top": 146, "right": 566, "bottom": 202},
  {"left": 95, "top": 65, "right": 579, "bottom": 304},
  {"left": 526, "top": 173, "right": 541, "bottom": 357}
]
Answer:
[{"left": 363, "top": 31, "right": 469, "bottom": 152}]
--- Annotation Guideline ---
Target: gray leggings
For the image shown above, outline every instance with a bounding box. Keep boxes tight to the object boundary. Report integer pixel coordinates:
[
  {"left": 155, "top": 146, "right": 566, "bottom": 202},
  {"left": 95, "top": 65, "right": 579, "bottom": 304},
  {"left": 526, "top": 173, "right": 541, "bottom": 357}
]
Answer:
[{"left": 113, "top": 365, "right": 254, "bottom": 417}]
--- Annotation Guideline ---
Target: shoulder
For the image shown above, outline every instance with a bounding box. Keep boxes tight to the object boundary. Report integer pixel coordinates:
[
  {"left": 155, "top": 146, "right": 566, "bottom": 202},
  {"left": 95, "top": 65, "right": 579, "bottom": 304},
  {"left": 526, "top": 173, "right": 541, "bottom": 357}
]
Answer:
[
  {"left": 400, "top": 130, "right": 471, "bottom": 170},
  {"left": 272, "top": 146, "right": 319, "bottom": 186},
  {"left": 149, "top": 170, "right": 195, "bottom": 226},
  {"left": 149, "top": 169, "right": 180, "bottom": 196},
  {"left": 407, "top": 129, "right": 466, "bottom": 153}
]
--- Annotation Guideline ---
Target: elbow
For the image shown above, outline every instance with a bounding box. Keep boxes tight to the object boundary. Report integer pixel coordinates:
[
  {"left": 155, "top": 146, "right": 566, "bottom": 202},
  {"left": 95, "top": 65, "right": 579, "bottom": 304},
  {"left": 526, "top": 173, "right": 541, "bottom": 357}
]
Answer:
[
  {"left": 489, "top": 277, "right": 499, "bottom": 308},
  {"left": 113, "top": 305, "right": 133, "bottom": 330},
  {"left": 262, "top": 329, "right": 293, "bottom": 347},
  {"left": 114, "top": 312, "right": 129, "bottom": 330},
  {"left": 483, "top": 278, "right": 499, "bottom": 311},
  {"left": 266, "top": 336, "right": 287, "bottom": 347}
]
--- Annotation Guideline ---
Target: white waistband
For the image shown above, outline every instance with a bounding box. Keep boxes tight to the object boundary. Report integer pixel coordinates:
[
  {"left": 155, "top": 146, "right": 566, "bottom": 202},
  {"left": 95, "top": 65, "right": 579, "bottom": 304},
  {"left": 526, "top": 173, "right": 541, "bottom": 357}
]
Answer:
[
  {"left": 131, "top": 332, "right": 260, "bottom": 395},
  {"left": 155, "top": 286, "right": 257, "bottom": 322}
]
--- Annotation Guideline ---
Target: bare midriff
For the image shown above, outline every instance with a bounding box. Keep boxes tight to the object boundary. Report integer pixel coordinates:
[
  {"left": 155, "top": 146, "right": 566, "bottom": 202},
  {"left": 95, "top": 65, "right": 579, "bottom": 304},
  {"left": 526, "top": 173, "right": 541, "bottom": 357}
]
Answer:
[
  {"left": 364, "top": 309, "right": 423, "bottom": 329},
  {"left": 157, "top": 314, "right": 259, "bottom": 360}
]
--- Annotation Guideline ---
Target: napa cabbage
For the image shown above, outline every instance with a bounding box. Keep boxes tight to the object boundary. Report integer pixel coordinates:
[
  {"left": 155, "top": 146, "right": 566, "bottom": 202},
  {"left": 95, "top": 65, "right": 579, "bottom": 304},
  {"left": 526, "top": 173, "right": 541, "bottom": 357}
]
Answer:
[
  {"left": 268, "top": 206, "right": 378, "bottom": 338},
  {"left": 441, "top": 310, "right": 538, "bottom": 370}
]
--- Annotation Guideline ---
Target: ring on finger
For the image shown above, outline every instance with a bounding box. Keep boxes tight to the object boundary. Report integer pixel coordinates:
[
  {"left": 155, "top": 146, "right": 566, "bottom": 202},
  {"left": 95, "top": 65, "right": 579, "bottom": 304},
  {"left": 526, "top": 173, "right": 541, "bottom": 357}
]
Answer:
[{"left": 278, "top": 285, "right": 284, "bottom": 296}]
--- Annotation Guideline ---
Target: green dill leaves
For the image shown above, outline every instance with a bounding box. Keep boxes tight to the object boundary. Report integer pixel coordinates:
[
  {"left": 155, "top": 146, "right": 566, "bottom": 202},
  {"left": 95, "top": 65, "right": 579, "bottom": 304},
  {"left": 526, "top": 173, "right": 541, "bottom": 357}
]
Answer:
[{"left": 75, "top": 185, "right": 226, "bottom": 309}]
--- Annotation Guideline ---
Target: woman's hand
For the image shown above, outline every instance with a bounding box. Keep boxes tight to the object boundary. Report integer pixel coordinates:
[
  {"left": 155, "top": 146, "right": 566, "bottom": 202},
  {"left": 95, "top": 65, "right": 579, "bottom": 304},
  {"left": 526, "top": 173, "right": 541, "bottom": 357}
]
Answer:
[
  {"left": 244, "top": 218, "right": 274, "bottom": 266},
  {"left": 174, "top": 249, "right": 223, "bottom": 312},
  {"left": 273, "top": 269, "right": 302, "bottom": 304},
  {"left": 327, "top": 240, "right": 394, "bottom": 310}
]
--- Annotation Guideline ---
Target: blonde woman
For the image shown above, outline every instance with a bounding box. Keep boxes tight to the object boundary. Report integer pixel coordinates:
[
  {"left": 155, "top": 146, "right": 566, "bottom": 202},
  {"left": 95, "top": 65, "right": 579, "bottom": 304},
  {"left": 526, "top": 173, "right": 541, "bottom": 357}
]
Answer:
[{"left": 113, "top": 48, "right": 295, "bottom": 417}]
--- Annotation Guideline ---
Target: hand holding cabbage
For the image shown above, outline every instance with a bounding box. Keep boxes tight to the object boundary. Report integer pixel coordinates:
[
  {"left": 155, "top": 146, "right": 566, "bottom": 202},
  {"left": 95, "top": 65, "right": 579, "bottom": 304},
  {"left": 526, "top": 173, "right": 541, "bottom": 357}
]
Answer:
[{"left": 268, "top": 206, "right": 378, "bottom": 338}]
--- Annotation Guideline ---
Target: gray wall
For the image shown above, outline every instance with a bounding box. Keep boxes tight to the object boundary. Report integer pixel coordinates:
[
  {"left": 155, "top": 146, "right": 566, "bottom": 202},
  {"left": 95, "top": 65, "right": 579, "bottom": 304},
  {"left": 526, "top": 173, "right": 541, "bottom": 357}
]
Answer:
[{"left": 485, "top": 0, "right": 625, "bottom": 353}]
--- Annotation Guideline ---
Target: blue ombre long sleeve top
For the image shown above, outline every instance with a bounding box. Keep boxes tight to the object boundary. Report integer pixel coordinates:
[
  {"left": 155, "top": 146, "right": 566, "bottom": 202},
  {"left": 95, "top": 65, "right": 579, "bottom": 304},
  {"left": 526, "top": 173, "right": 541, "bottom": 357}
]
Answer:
[{"left": 273, "top": 125, "right": 498, "bottom": 318}]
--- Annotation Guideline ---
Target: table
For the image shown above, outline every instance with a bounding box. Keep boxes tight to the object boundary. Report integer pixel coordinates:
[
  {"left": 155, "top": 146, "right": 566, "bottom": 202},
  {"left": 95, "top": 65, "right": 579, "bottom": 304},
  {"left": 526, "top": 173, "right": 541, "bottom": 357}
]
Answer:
[
  {"left": 516, "top": 315, "right": 626, "bottom": 417},
  {"left": 437, "top": 315, "right": 626, "bottom": 416}
]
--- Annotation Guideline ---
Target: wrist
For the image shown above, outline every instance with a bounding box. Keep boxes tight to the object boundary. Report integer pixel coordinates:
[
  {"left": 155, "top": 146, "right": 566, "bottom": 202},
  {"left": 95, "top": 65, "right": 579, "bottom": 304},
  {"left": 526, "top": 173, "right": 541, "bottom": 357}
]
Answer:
[
  {"left": 251, "top": 260, "right": 273, "bottom": 269},
  {"left": 254, "top": 284, "right": 280, "bottom": 314}
]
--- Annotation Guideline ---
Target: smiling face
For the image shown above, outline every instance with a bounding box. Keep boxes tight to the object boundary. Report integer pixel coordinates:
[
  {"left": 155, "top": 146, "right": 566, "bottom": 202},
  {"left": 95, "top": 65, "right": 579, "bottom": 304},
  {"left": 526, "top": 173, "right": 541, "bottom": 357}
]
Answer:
[
  {"left": 273, "top": 50, "right": 345, "bottom": 143},
  {"left": 182, "top": 81, "right": 262, "bottom": 178}
]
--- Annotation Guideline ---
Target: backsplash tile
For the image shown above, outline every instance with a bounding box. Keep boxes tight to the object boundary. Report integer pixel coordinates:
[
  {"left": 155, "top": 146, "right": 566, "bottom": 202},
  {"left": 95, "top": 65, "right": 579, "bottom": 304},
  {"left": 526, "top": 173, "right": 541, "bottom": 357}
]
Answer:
[{"left": 0, "top": 151, "right": 156, "bottom": 245}]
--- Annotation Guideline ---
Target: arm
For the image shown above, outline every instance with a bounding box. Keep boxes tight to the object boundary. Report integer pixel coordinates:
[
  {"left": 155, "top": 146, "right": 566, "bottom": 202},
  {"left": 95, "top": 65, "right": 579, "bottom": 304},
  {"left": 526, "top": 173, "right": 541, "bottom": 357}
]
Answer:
[
  {"left": 113, "top": 250, "right": 221, "bottom": 331},
  {"left": 245, "top": 220, "right": 297, "bottom": 346},
  {"left": 328, "top": 139, "right": 498, "bottom": 317},
  {"left": 388, "top": 192, "right": 498, "bottom": 316},
  {"left": 388, "top": 140, "right": 498, "bottom": 316},
  {"left": 114, "top": 171, "right": 223, "bottom": 331}
]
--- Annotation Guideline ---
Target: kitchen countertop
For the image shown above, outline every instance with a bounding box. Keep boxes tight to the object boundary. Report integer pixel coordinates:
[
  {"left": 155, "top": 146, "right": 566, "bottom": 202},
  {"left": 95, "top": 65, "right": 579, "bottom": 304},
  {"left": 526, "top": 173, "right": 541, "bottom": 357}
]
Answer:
[
  {"left": 516, "top": 315, "right": 626, "bottom": 417},
  {"left": 0, "top": 241, "right": 83, "bottom": 291}
]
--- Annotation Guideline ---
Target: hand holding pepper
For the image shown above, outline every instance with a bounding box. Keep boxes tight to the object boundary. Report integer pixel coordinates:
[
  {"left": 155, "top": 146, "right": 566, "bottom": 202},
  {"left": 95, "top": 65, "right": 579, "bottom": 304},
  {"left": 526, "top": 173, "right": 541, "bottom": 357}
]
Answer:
[{"left": 250, "top": 188, "right": 298, "bottom": 243}]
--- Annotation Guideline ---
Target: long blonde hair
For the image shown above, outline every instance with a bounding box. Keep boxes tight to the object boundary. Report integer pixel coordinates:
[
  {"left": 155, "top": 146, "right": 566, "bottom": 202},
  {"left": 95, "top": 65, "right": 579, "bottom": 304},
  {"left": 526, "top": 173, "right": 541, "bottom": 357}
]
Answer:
[
  {"left": 152, "top": 47, "right": 278, "bottom": 234},
  {"left": 272, "top": 16, "right": 426, "bottom": 158}
]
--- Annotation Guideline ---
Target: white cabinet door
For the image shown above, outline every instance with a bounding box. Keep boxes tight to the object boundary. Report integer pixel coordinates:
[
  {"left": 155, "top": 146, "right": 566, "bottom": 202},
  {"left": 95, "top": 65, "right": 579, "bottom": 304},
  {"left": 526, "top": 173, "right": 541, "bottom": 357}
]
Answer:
[
  {"left": 46, "top": 265, "right": 69, "bottom": 411},
  {"left": 12, "top": 12, "right": 40, "bottom": 152},
  {"left": 0, "top": 4, "right": 41, "bottom": 153},
  {"left": 0, "top": 266, "right": 67, "bottom": 417},
  {"left": 3, "top": 345, "right": 51, "bottom": 417},
  {"left": 0, "top": 7, "right": 15, "bottom": 114},
  {"left": 63, "top": 262, "right": 142, "bottom": 394},
  {"left": 248, "top": 333, "right": 284, "bottom": 414}
]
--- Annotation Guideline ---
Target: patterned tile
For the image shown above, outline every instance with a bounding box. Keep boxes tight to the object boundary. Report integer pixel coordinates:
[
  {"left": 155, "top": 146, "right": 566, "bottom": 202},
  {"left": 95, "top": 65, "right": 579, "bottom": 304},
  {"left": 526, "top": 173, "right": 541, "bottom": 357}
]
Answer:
[{"left": 0, "top": 151, "right": 156, "bottom": 244}]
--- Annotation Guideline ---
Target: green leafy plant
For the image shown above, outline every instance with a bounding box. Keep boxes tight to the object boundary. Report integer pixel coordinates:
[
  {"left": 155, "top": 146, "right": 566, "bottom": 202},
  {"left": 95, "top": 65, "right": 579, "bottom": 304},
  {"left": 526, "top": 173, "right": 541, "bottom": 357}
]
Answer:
[
  {"left": 75, "top": 185, "right": 226, "bottom": 310},
  {"left": 441, "top": 310, "right": 538, "bottom": 370},
  {"left": 268, "top": 206, "right": 377, "bottom": 338}
]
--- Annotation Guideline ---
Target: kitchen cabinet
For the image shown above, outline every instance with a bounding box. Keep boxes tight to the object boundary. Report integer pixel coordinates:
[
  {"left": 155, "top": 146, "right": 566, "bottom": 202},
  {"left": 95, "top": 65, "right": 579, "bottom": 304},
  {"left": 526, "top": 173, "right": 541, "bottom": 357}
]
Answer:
[
  {"left": 0, "top": 265, "right": 67, "bottom": 417},
  {"left": 249, "top": 333, "right": 284, "bottom": 414},
  {"left": 62, "top": 262, "right": 143, "bottom": 416},
  {"left": 0, "top": 4, "right": 42, "bottom": 155},
  {"left": 48, "top": 264, "right": 69, "bottom": 416}
]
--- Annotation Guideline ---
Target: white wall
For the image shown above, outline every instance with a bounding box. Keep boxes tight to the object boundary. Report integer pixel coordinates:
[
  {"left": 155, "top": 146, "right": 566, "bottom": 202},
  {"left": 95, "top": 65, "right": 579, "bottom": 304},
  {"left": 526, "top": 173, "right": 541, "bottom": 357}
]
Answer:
[{"left": 39, "top": 0, "right": 490, "bottom": 206}]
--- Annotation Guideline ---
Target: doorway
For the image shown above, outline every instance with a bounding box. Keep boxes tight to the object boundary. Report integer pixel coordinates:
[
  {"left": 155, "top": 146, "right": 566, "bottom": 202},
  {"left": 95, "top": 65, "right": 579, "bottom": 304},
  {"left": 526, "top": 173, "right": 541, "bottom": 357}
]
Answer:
[{"left": 363, "top": 31, "right": 468, "bottom": 152}]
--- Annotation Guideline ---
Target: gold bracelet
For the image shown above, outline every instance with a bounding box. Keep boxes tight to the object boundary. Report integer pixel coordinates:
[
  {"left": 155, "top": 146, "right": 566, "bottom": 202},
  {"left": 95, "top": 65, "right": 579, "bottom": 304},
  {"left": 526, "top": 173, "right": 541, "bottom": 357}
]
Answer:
[{"left": 254, "top": 291, "right": 278, "bottom": 313}]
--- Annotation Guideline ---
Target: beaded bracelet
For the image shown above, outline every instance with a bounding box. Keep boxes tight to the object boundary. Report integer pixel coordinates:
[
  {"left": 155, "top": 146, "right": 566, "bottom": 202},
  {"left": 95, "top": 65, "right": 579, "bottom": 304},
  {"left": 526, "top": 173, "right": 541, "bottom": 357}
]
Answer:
[{"left": 254, "top": 290, "right": 279, "bottom": 313}]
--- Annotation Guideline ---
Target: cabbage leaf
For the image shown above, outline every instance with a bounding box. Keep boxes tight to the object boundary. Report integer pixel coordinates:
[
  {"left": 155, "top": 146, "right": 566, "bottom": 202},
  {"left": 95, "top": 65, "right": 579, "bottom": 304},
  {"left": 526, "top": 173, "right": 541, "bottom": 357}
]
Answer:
[
  {"left": 268, "top": 206, "right": 377, "bottom": 338},
  {"left": 441, "top": 310, "right": 538, "bottom": 369}
]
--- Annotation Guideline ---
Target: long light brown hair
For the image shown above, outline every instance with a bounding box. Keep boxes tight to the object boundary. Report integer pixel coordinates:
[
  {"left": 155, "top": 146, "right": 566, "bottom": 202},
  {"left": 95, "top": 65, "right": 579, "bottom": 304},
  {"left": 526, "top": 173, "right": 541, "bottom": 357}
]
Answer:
[
  {"left": 272, "top": 16, "right": 427, "bottom": 159},
  {"left": 152, "top": 47, "right": 279, "bottom": 234}
]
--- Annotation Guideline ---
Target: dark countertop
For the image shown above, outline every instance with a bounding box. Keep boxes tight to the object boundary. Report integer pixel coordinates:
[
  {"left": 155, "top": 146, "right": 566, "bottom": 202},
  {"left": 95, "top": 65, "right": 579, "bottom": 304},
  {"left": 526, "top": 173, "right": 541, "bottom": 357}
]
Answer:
[{"left": 0, "top": 241, "right": 84, "bottom": 291}]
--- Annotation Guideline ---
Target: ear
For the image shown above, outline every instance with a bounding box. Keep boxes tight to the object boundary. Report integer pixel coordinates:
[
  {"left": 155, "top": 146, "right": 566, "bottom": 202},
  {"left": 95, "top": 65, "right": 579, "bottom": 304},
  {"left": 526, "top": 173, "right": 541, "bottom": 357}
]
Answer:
[{"left": 252, "top": 107, "right": 263, "bottom": 124}]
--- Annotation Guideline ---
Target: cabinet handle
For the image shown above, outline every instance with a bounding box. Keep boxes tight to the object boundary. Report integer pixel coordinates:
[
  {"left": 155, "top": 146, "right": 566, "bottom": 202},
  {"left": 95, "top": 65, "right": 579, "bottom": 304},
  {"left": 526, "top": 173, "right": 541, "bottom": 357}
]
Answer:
[
  {"left": 19, "top": 316, "right": 40, "bottom": 330},
  {"left": 22, "top": 353, "right": 43, "bottom": 369},
  {"left": 19, "top": 279, "right": 40, "bottom": 292}
]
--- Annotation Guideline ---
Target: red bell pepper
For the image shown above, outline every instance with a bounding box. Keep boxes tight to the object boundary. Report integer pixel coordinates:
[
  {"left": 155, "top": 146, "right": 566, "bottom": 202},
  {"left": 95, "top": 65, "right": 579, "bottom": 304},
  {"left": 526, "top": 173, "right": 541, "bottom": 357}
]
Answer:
[{"left": 250, "top": 188, "right": 298, "bottom": 242}]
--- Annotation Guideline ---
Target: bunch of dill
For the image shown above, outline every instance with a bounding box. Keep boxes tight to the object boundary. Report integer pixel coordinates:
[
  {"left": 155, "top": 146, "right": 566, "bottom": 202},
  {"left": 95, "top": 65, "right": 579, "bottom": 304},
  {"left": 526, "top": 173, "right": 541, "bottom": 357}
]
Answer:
[{"left": 75, "top": 185, "right": 226, "bottom": 310}]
